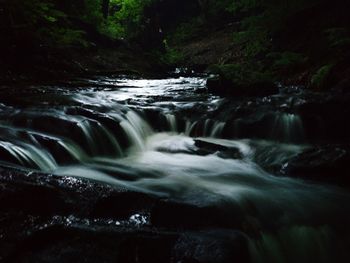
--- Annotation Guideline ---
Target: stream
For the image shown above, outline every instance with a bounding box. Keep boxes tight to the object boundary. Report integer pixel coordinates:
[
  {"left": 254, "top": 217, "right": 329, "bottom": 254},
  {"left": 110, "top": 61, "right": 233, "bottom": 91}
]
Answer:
[{"left": 0, "top": 75, "right": 349, "bottom": 262}]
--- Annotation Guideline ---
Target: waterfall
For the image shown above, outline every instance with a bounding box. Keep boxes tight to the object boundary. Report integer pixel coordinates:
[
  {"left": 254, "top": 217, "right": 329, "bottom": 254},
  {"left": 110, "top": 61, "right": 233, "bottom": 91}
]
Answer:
[
  {"left": 76, "top": 119, "right": 123, "bottom": 157},
  {"left": 203, "top": 119, "right": 212, "bottom": 137},
  {"left": 270, "top": 113, "right": 304, "bottom": 143},
  {"left": 120, "top": 111, "right": 153, "bottom": 151},
  {"left": 0, "top": 140, "right": 57, "bottom": 171},
  {"left": 183, "top": 119, "right": 225, "bottom": 138},
  {"left": 76, "top": 120, "right": 97, "bottom": 154},
  {"left": 185, "top": 120, "right": 198, "bottom": 136},
  {"left": 228, "top": 112, "right": 305, "bottom": 143},
  {"left": 57, "top": 140, "right": 88, "bottom": 162},
  {"left": 165, "top": 114, "right": 178, "bottom": 132},
  {"left": 210, "top": 121, "right": 226, "bottom": 138}
]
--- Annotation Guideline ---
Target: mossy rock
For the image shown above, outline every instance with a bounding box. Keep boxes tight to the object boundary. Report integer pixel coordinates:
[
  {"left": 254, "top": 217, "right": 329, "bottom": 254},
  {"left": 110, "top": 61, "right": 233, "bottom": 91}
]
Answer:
[
  {"left": 310, "top": 64, "right": 333, "bottom": 90},
  {"left": 206, "top": 64, "right": 278, "bottom": 97}
]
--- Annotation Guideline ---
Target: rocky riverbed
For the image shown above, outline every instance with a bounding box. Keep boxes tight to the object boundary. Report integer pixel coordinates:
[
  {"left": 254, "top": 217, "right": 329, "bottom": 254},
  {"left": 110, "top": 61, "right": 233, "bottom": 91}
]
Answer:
[{"left": 0, "top": 75, "right": 350, "bottom": 262}]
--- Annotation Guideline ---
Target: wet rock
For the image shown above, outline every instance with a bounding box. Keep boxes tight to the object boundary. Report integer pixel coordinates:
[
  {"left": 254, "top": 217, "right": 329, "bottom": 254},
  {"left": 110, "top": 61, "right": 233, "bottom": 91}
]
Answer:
[
  {"left": 173, "top": 230, "right": 250, "bottom": 263},
  {"left": 194, "top": 139, "right": 243, "bottom": 159},
  {"left": 0, "top": 167, "right": 252, "bottom": 263},
  {"left": 281, "top": 145, "right": 350, "bottom": 186},
  {"left": 4, "top": 225, "right": 178, "bottom": 263},
  {"left": 0, "top": 184, "right": 70, "bottom": 216},
  {"left": 92, "top": 192, "right": 157, "bottom": 220},
  {"left": 0, "top": 166, "right": 120, "bottom": 217},
  {"left": 151, "top": 199, "right": 243, "bottom": 229},
  {"left": 3, "top": 220, "right": 249, "bottom": 263}
]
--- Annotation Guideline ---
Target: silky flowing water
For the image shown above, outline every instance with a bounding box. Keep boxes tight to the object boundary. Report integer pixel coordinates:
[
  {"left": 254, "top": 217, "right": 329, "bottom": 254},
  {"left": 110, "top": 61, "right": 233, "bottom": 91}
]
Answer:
[{"left": 0, "top": 76, "right": 349, "bottom": 262}]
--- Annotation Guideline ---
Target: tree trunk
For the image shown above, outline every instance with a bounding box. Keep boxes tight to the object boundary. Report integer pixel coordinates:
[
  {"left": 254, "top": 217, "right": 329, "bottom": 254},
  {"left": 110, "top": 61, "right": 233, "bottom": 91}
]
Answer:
[{"left": 101, "top": 0, "right": 110, "bottom": 19}]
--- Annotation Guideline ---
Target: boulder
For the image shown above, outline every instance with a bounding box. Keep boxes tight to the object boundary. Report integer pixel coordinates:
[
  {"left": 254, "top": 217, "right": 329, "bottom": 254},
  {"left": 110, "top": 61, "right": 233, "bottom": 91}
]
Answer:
[
  {"left": 206, "top": 68, "right": 278, "bottom": 97},
  {"left": 194, "top": 139, "right": 243, "bottom": 159},
  {"left": 281, "top": 145, "right": 350, "bottom": 186}
]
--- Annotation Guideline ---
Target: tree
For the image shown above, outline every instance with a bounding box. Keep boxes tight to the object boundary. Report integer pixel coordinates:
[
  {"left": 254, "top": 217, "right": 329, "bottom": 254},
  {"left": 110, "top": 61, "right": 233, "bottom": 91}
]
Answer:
[{"left": 101, "top": 0, "right": 110, "bottom": 19}]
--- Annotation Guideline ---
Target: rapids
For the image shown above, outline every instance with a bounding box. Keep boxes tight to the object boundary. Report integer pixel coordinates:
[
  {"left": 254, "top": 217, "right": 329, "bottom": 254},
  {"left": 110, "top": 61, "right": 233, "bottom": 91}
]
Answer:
[{"left": 0, "top": 76, "right": 349, "bottom": 262}]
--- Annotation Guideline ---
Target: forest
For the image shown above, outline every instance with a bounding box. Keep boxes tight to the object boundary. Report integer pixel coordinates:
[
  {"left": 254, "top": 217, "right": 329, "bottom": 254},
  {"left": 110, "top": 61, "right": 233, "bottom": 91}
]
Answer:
[
  {"left": 1, "top": 1, "right": 350, "bottom": 263},
  {"left": 1, "top": 0, "right": 349, "bottom": 89}
]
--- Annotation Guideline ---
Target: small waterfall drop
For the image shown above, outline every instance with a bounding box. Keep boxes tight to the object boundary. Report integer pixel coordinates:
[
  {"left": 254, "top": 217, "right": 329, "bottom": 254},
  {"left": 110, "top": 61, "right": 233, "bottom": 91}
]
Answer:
[
  {"left": 185, "top": 120, "right": 198, "bottom": 136},
  {"left": 271, "top": 113, "right": 304, "bottom": 143},
  {"left": 0, "top": 140, "right": 57, "bottom": 171},
  {"left": 210, "top": 121, "right": 226, "bottom": 138},
  {"left": 76, "top": 119, "right": 123, "bottom": 157},
  {"left": 120, "top": 111, "right": 153, "bottom": 151},
  {"left": 165, "top": 114, "right": 178, "bottom": 132}
]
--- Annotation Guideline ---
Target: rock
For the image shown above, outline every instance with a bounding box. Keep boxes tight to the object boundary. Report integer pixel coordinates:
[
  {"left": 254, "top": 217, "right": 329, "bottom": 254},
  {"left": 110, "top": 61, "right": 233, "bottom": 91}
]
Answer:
[
  {"left": 0, "top": 166, "right": 252, "bottom": 263},
  {"left": 151, "top": 199, "right": 243, "bottom": 229},
  {"left": 91, "top": 192, "right": 157, "bottom": 219},
  {"left": 172, "top": 230, "right": 250, "bottom": 263},
  {"left": 206, "top": 74, "right": 278, "bottom": 97},
  {"left": 295, "top": 93, "right": 350, "bottom": 142},
  {"left": 194, "top": 139, "right": 243, "bottom": 159},
  {"left": 281, "top": 145, "right": 350, "bottom": 186},
  {"left": 0, "top": 184, "right": 70, "bottom": 216},
  {"left": 4, "top": 224, "right": 178, "bottom": 263}
]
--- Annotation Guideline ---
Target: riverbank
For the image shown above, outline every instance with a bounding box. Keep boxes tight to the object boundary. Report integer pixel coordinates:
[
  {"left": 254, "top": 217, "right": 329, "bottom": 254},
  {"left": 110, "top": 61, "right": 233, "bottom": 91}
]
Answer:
[
  {"left": 0, "top": 41, "right": 167, "bottom": 85},
  {"left": 0, "top": 0, "right": 170, "bottom": 85},
  {"left": 168, "top": 0, "right": 350, "bottom": 94}
]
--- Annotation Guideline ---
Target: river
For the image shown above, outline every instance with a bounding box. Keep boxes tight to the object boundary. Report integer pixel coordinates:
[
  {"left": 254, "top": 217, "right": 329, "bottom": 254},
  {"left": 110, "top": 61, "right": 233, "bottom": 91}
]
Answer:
[{"left": 0, "top": 75, "right": 349, "bottom": 262}]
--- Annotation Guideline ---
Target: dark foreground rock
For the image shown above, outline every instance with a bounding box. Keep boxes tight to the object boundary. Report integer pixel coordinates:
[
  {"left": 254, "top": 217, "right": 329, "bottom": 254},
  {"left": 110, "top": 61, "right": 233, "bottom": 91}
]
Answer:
[
  {"left": 281, "top": 145, "right": 350, "bottom": 187},
  {"left": 0, "top": 166, "right": 250, "bottom": 263}
]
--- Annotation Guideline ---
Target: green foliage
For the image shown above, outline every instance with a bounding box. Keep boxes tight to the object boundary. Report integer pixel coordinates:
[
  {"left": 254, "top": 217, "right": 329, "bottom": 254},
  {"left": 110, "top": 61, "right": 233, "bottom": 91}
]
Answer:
[
  {"left": 167, "top": 17, "right": 204, "bottom": 45},
  {"left": 208, "top": 63, "right": 274, "bottom": 87},
  {"left": 81, "top": 0, "right": 105, "bottom": 26},
  {"left": 268, "top": 52, "right": 308, "bottom": 69},
  {"left": 100, "top": 21, "right": 124, "bottom": 39},
  {"left": 233, "top": 26, "right": 270, "bottom": 58},
  {"left": 325, "top": 28, "right": 350, "bottom": 48},
  {"left": 10, "top": 0, "right": 66, "bottom": 25},
  {"left": 162, "top": 48, "right": 184, "bottom": 65},
  {"left": 6, "top": 0, "right": 96, "bottom": 47},
  {"left": 311, "top": 64, "right": 333, "bottom": 89},
  {"left": 106, "top": 0, "right": 154, "bottom": 38},
  {"left": 48, "top": 28, "right": 90, "bottom": 47},
  {"left": 204, "top": 0, "right": 238, "bottom": 15},
  {"left": 225, "top": 0, "right": 259, "bottom": 13}
]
